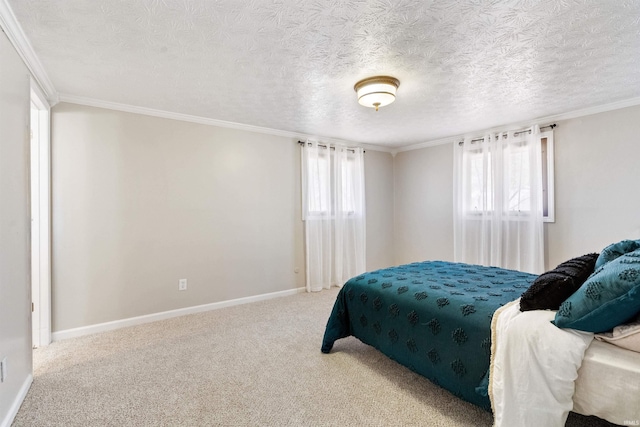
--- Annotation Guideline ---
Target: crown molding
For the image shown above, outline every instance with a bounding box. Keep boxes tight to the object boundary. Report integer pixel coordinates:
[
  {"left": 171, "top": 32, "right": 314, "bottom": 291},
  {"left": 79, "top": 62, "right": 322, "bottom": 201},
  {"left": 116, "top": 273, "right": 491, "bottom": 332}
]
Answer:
[
  {"left": 395, "top": 96, "right": 640, "bottom": 153},
  {"left": 394, "top": 135, "right": 459, "bottom": 153},
  {"left": 35, "top": 90, "right": 640, "bottom": 156},
  {"left": 534, "top": 96, "right": 640, "bottom": 123},
  {"left": 356, "top": 142, "right": 395, "bottom": 154},
  {"left": 0, "top": 0, "right": 58, "bottom": 105},
  {"left": 57, "top": 94, "right": 395, "bottom": 153}
]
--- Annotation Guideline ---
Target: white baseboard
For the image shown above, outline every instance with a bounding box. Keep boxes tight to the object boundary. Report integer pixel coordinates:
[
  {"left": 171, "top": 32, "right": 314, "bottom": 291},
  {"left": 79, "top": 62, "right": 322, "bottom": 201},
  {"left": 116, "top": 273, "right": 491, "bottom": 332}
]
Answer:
[
  {"left": 52, "top": 287, "right": 306, "bottom": 342},
  {"left": 1, "top": 374, "right": 33, "bottom": 427}
]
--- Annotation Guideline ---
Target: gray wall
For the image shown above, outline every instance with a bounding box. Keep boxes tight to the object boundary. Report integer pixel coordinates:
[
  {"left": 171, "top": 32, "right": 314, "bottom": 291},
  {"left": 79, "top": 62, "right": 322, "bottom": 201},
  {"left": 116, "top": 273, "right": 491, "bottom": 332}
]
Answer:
[
  {"left": 393, "top": 143, "right": 454, "bottom": 265},
  {"left": 365, "top": 150, "right": 395, "bottom": 270},
  {"left": 0, "top": 32, "right": 32, "bottom": 425},
  {"left": 51, "top": 103, "right": 396, "bottom": 331},
  {"left": 392, "top": 104, "right": 640, "bottom": 270},
  {"left": 48, "top": 91, "right": 640, "bottom": 333},
  {"left": 546, "top": 105, "right": 640, "bottom": 268}
]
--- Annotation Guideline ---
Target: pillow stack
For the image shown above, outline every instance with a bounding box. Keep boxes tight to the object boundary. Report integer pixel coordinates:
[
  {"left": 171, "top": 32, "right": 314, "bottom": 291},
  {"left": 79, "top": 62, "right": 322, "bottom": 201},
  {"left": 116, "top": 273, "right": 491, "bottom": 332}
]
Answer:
[
  {"left": 520, "top": 253, "right": 598, "bottom": 311},
  {"left": 553, "top": 239, "right": 640, "bottom": 333}
]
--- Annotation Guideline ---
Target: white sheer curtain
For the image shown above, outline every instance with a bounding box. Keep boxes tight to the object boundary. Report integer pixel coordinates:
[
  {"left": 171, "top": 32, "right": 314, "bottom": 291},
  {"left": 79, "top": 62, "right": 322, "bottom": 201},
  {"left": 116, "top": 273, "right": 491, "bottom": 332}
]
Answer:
[
  {"left": 453, "top": 125, "right": 544, "bottom": 274},
  {"left": 301, "top": 140, "right": 366, "bottom": 292}
]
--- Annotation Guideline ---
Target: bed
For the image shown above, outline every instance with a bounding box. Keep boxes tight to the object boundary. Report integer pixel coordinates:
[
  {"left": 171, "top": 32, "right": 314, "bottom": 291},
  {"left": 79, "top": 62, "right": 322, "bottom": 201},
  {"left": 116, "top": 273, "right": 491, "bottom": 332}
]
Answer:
[
  {"left": 321, "top": 260, "right": 536, "bottom": 410},
  {"left": 321, "top": 258, "right": 640, "bottom": 425}
]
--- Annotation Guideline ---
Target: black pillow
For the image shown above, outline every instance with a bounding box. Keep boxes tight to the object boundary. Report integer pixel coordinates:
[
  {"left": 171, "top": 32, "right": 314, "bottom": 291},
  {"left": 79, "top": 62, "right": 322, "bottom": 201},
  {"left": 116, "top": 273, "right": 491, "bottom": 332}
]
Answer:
[{"left": 520, "top": 253, "right": 599, "bottom": 311}]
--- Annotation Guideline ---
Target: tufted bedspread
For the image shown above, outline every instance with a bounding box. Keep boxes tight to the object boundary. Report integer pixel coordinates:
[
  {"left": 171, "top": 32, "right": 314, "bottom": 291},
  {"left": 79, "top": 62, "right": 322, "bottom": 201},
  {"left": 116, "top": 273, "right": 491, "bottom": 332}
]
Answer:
[{"left": 321, "top": 260, "right": 536, "bottom": 410}]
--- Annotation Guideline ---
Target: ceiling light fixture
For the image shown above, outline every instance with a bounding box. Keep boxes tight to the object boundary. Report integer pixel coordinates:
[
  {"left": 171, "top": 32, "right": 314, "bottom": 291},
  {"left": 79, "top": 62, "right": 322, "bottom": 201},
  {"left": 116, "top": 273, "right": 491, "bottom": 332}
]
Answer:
[{"left": 354, "top": 76, "right": 400, "bottom": 111}]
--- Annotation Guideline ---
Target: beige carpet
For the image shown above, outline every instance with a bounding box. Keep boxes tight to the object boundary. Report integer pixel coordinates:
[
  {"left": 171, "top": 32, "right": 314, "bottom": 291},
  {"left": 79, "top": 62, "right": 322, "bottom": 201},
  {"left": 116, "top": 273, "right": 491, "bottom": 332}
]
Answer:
[{"left": 13, "top": 288, "right": 616, "bottom": 426}]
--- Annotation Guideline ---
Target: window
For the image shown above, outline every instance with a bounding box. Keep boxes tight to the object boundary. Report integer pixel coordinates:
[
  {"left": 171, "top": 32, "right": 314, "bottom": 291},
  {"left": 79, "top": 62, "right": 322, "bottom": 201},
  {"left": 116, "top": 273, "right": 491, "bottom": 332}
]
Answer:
[
  {"left": 340, "top": 158, "right": 357, "bottom": 214},
  {"left": 540, "top": 135, "right": 554, "bottom": 222},
  {"left": 468, "top": 152, "right": 493, "bottom": 212},
  {"left": 305, "top": 149, "right": 362, "bottom": 217},
  {"left": 464, "top": 131, "right": 554, "bottom": 222},
  {"left": 307, "top": 152, "right": 330, "bottom": 215}
]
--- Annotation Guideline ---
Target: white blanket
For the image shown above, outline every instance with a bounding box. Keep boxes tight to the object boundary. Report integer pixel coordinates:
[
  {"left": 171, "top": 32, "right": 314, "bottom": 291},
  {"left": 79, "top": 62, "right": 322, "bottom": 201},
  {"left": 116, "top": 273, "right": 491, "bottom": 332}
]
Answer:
[{"left": 489, "top": 300, "right": 594, "bottom": 427}]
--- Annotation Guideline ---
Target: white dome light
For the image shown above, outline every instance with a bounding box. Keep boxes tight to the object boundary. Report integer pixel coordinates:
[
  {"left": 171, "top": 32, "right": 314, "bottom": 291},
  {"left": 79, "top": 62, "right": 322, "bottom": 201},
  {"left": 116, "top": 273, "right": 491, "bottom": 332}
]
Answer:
[{"left": 354, "top": 76, "right": 400, "bottom": 111}]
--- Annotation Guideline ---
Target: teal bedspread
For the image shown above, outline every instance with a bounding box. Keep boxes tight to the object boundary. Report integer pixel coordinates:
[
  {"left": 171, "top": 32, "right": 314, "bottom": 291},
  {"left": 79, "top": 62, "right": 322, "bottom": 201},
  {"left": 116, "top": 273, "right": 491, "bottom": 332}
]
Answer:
[{"left": 321, "top": 261, "right": 536, "bottom": 410}]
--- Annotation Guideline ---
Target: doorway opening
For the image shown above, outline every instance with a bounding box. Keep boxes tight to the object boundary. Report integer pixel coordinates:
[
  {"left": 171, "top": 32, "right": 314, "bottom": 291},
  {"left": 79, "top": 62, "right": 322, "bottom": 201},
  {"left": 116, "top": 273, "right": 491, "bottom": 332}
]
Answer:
[{"left": 30, "top": 82, "right": 51, "bottom": 348}]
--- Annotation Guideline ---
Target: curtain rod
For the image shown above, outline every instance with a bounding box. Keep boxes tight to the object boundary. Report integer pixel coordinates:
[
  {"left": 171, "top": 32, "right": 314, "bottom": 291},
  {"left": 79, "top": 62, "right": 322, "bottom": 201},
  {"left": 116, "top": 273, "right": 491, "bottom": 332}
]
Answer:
[
  {"left": 457, "top": 124, "right": 557, "bottom": 146},
  {"left": 297, "top": 141, "right": 364, "bottom": 153}
]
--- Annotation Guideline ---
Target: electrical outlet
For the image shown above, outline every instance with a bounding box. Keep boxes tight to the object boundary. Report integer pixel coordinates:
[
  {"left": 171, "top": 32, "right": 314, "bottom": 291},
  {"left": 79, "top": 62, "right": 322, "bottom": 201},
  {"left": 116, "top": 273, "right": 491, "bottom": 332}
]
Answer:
[
  {"left": 1, "top": 357, "right": 7, "bottom": 383},
  {"left": 178, "top": 279, "right": 187, "bottom": 291}
]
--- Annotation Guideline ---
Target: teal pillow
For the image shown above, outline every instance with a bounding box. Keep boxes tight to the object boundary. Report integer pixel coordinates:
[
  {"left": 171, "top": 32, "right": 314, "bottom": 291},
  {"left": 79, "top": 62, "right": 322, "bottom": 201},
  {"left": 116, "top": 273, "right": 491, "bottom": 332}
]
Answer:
[
  {"left": 595, "top": 239, "right": 640, "bottom": 269},
  {"left": 554, "top": 248, "right": 640, "bottom": 333}
]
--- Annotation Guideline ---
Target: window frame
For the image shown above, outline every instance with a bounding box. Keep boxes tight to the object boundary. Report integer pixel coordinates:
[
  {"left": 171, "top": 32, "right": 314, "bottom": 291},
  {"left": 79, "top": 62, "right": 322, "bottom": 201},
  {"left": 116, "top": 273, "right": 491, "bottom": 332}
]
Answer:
[{"left": 541, "top": 132, "right": 555, "bottom": 223}]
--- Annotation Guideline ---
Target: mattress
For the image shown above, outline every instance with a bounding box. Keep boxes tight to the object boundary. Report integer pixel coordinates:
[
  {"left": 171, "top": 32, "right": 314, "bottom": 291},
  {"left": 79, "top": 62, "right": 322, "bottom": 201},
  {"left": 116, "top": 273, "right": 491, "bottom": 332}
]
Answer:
[{"left": 573, "top": 340, "right": 640, "bottom": 424}]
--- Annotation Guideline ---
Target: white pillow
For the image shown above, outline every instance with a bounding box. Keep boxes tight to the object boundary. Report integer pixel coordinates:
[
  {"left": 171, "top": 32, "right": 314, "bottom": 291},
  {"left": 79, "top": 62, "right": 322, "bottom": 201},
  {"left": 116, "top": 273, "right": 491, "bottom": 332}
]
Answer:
[{"left": 595, "top": 315, "right": 640, "bottom": 353}]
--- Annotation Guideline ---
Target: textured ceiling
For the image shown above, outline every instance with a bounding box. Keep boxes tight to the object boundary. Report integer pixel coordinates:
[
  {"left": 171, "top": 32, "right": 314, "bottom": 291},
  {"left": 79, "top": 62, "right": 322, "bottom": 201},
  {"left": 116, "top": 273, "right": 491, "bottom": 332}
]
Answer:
[{"left": 8, "top": 0, "right": 640, "bottom": 148}]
